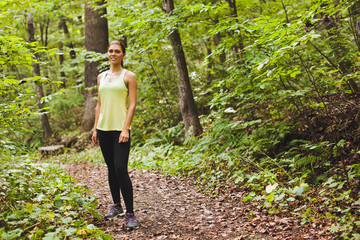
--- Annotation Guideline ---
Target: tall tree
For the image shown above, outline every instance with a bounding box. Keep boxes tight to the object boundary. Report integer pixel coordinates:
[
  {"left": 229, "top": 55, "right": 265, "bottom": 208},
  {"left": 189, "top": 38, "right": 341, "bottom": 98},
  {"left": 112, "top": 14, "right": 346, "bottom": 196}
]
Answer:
[
  {"left": 162, "top": 0, "right": 202, "bottom": 139},
  {"left": 27, "top": 13, "right": 52, "bottom": 140},
  {"left": 82, "top": 0, "right": 108, "bottom": 131}
]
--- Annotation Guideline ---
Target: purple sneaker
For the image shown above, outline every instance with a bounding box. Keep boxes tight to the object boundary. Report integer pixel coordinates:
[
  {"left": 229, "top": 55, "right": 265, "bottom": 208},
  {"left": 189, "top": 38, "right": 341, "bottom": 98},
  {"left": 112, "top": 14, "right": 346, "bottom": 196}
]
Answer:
[
  {"left": 125, "top": 213, "right": 139, "bottom": 230},
  {"left": 104, "top": 204, "right": 124, "bottom": 220}
]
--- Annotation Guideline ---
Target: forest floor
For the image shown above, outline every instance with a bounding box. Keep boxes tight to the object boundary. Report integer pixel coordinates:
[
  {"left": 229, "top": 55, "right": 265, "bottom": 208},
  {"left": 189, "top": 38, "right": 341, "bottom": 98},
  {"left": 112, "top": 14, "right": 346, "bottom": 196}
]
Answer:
[{"left": 65, "top": 162, "right": 335, "bottom": 240}]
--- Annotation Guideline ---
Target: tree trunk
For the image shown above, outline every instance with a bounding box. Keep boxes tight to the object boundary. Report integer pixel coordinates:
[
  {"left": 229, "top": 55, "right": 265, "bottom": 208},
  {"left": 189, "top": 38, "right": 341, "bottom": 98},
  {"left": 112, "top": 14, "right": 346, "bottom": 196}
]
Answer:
[
  {"left": 58, "top": 41, "right": 66, "bottom": 88},
  {"left": 208, "top": 1, "right": 225, "bottom": 80},
  {"left": 350, "top": 1, "right": 360, "bottom": 52},
  {"left": 162, "top": 0, "right": 202, "bottom": 138},
  {"left": 58, "top": 16, "right": 77, "bottom": 88},
  {"left": 205, "top": 43, "right": 214, "bottom": 83},
  {"left": 213, "top": 33, "right": 226, "bottom": 64},
  {"left": 225, "top": 0, "right": 244, "bottom": 60},
  {"left": 60, "top": 17, "right": 76, "bottom": 59},
  {"left": 27, "top": 14, "right": 52, "bottom": 140},
  {"left": 39, "top": 18, "right": 50, "bottom": 47},
  {"left": 82, "top": 0, "right": 109, "bottom": 131},
  {"left": 323, "top": 14, "right": 360, "bottom": 93}
]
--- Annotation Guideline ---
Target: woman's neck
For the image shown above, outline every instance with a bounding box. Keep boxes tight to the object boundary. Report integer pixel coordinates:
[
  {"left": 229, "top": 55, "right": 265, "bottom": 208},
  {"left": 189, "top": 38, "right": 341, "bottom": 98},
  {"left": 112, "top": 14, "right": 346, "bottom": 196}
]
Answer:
[{"left": 109, "top": 64, "right": 123, "bottom": 73}]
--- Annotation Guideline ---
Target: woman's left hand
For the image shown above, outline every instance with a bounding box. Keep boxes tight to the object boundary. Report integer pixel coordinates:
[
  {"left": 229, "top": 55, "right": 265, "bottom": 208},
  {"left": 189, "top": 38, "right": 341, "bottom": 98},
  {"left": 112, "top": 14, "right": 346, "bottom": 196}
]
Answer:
[{"left": 119, "top": 130, "right": 129, "bottom": 143}]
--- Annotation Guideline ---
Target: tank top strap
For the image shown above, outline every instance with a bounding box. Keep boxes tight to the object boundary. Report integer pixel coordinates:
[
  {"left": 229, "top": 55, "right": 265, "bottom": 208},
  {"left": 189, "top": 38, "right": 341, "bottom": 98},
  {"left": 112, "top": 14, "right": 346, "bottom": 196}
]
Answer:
[
  {"left": 101, "top": 69, "right": 127, "bottom": 88},
  {"left": 102, "top": 70, "right": 110, "bottom": 82},
  {"left": 120, "top": 69, "right": 128, "bottom": 89}
]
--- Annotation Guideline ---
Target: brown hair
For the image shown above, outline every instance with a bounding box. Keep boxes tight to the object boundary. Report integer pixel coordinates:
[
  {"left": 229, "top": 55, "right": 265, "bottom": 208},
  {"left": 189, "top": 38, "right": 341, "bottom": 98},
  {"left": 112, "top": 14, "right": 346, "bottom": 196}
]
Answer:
[{"left": 108, "top": 40, "right": 126, "bottom": 67}]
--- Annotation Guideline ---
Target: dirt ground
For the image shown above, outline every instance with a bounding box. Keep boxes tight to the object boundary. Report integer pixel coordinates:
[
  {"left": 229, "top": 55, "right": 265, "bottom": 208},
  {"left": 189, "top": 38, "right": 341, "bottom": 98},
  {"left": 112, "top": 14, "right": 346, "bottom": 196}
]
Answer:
[{"left": 65, "top": 162, "right": 334, "bottom": 240}]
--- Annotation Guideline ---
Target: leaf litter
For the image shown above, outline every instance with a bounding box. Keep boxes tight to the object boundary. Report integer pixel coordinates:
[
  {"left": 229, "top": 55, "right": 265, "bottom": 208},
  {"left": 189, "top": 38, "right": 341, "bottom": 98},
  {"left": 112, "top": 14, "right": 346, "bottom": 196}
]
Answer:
[{"left": 65, "top": 162, "right": 333, "bottom": 240}]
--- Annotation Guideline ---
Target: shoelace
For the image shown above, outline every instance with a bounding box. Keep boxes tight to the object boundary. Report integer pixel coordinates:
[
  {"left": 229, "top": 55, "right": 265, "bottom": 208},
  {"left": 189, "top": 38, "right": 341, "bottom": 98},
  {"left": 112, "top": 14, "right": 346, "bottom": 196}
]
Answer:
[{"left": 110, "top": 205, "right": 120, "bottom": 213}]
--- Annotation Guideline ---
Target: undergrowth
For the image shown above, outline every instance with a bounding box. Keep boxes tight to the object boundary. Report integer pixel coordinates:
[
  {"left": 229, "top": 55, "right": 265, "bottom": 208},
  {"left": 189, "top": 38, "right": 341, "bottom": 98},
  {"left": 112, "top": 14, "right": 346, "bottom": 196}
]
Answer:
[
  {"left": 130, "top": 114, "right": 360, "bottom": 239},
  {"left": 46, "top": 147, "right": 104, "bottom": 165},
  {"left": 0, "top": 153, "right": 111, "bottom": 240}
]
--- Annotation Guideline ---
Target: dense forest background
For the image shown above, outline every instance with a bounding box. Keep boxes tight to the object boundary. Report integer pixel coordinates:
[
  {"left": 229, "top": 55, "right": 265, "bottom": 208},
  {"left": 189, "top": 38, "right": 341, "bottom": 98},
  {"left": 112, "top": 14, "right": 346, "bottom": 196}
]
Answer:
[{"left": 1, "top": 0, "right": 360, "bottom": 239}]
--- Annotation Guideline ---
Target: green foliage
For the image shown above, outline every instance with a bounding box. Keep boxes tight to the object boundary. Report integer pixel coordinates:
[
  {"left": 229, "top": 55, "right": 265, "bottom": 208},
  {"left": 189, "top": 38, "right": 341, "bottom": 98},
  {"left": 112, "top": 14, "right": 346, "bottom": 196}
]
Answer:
[
  {"left": 130, "top": 110, "right": 360, "bottom": 237},
  {"left": 47, "top": 147, "right": 104, "bottom": 165},
  {"left": 0, "top": 154, "right": 111, "bottom": 239},
  {"left": 0, "top": 34, "right": 36, "bottom": 152},
  {"left": 106, "top": 1, "right": 181, "bottom": 134},
  {"left": 1, "top": 0, "right": 85, "bottom": 147},
  {"left": 2, "top": 0, "right": 360, "bottom": 238},
  {"left": 47, "top": 88, "right": 84, "bottom": 135}
]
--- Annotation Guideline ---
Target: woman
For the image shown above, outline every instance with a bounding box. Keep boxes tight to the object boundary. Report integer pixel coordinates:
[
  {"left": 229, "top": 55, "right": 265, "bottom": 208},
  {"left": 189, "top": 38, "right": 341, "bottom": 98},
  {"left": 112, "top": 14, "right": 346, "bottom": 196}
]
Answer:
[{"left": 91, "top": 39, "right": 139, "bottom": 230}]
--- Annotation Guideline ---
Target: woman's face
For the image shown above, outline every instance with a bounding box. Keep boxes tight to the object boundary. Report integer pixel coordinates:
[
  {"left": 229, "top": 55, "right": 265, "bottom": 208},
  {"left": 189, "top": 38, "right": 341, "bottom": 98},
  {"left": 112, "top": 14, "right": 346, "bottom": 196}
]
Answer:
[{"left": 108, "top": 43, "right": 124, "bottom": 65}]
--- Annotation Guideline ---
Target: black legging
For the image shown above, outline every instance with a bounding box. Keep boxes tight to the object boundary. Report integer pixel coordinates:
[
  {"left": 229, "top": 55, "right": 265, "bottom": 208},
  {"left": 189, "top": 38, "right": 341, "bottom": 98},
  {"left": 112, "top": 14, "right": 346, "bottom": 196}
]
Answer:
[{"left": 97, "top": 130, "right": 134, "bottom": 213}]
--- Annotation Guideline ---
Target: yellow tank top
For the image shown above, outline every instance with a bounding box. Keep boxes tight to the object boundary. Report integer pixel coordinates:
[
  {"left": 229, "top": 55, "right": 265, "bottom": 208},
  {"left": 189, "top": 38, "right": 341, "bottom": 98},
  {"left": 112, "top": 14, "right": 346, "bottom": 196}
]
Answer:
[{"left": 97, "top": 69, "right": 129, "bottom": 131}]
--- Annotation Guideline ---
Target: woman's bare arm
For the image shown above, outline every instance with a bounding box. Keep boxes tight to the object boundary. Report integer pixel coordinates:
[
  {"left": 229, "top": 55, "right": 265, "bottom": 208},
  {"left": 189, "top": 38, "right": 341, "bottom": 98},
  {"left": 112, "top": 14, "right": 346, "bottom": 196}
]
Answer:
[{"left": 119, "top": 71, "right": 137, "bottom": 143}]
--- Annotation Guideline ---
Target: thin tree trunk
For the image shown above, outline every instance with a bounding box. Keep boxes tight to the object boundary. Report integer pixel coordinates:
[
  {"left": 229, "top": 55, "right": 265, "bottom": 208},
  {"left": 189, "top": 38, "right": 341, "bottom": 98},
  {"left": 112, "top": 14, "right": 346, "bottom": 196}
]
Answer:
[
  {"left": 39, "top": 18, "right": 50, "bottom": 47},
  {"left": 60, "top": 17, "right": 76, "bottom": 59},
  {"left": 350, "top": 1, "right": 360, "bottom": 51},
  {"left": 58, "top": 42, "right": 66, "bottom": 88},
  {"left": 205, "top": 43, "right": 214, "bottom": 83},
  {"left": 162, "top": 0, "right": 202, "bottom": 138},
  {"left": 58, "top": 16, "right": 76, "bottom": 88},
  {"left": 146, "top": 52, "right": 175, "bottom": 124},
  {"left": 213, "top": 33, "right": 226, "bottom": 64},
  {"left": 280, "top": 0, "right": 290, "bottom": 23},
  {"left": 225, "top": 0, "right": 244, "bottom": 60},
  {"left": 209, "top": 1, "right": 225, "bottom": 79},
  {"left": 27, "top": 13, "right": 52, "bottom": 140},
  {"left": 211, "top": 4, "right": 226, "bottom": 65},
  {"left": 82, "top": 0, "right": 109, "bottom": 131},
  {"left": 323, "top": 14, "right": 360, "bottom": 93}
]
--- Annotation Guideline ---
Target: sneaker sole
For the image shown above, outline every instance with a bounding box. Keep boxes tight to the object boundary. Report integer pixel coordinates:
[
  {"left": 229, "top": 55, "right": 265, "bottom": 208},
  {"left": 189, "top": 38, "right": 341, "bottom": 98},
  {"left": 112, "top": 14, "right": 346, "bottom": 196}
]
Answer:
[
  {"left": 125, "top": 225, "right": 140, "bottom": 231},
  {"left": 104, "top": 212, "right": 125, "bottom": 220}
]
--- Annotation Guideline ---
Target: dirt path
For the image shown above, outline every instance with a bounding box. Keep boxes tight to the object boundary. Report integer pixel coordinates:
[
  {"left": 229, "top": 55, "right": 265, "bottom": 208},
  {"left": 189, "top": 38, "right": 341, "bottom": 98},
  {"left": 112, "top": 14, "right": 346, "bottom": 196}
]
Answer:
[{"left": 65, "top": 162, "right": 333, "bottom": 240}]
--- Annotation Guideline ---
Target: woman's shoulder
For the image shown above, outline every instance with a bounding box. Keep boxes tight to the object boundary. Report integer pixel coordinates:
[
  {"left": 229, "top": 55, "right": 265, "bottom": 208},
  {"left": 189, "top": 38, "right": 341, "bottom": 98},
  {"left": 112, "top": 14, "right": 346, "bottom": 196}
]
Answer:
[
  {"left": 124, "top": 69, "right": 135, "bottom": 77},
  {"left": 123, "top": 69, "right": 137, "bottom": 88},
  {"left": 124, "top": 69, "right": 136, "bottom": 81},
  {"left": 124, "top": 69, "right": 136, "bottom": 82},
  {"left": 97, "top": 70, "right": 108, "bottom": 85},
  {"left": 98, "top": 70, "right": 108, "bottom": 78}
]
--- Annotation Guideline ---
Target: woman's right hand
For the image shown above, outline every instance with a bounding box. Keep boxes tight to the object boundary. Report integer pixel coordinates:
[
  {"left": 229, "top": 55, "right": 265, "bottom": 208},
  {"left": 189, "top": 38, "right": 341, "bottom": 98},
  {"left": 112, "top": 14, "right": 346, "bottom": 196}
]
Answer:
[{"left": 92, "top": 130, "right": 99, "bottom": 146}]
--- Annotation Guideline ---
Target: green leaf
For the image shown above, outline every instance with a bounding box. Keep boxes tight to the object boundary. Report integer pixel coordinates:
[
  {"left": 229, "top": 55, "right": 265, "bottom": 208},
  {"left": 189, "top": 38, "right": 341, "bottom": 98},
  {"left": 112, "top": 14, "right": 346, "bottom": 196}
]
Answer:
[
  {"left": 293, "top": 183, "right": 309, "bottom": 196},
  {"left": 2, "top": 229, "right": 23, "bottom": 240},
  {"left": 64, "top": 228, "right": 77, "bottom": 237},
  {"left": 43, "top": 232, "right": 61, "bottom": 240},
  {"left": 287, "top": 197, "right": 296, "bottom": 202},
  {"left": 265, "top": 192, "right": 275, "bottom": 206},
  {"left": 86, "top": 207, "right": 102, "bottom": 221},
  {"left": 54, "top": 199, "right": 64, "bottom": 208},
  {"left": 242, "top": 192, "right": 255, "bottom": 202},
  {"left": 257, "top": 59, "right": 269, "bottom": 71},
  {"left": 336, "top": 139, "right": 346, "bottom": 147},
  {"left": 353, "top": 234, "right": 360, "bottom": 240}
]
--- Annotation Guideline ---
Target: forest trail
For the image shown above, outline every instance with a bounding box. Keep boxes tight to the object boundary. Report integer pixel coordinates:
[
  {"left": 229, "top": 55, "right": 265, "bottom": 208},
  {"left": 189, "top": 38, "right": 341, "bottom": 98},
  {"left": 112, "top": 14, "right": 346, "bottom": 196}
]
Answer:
[{"left": 65, "top": 162, "right": 333, "bottom": 240}]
